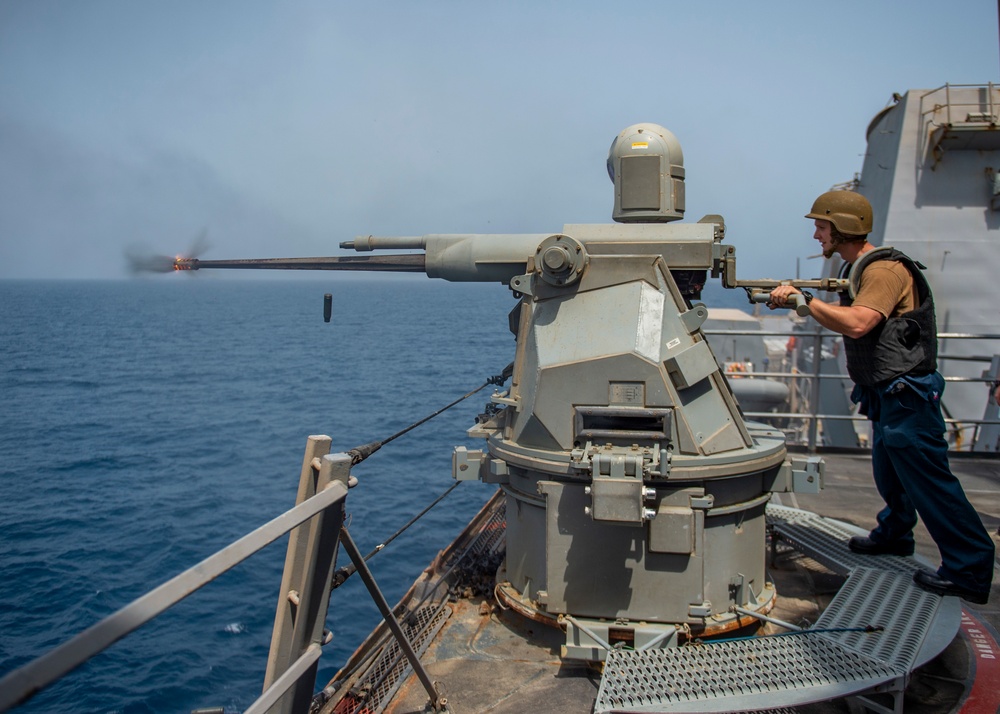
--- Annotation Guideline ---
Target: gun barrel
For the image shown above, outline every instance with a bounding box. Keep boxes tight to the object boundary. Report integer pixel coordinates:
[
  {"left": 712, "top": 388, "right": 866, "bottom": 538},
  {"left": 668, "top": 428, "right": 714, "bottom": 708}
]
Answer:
[
  {"left": 164, "top": 224, "right": 726, "bottom": 283},
  {"left": 174, "top": 255, "right": 426, "bottom": 272}
]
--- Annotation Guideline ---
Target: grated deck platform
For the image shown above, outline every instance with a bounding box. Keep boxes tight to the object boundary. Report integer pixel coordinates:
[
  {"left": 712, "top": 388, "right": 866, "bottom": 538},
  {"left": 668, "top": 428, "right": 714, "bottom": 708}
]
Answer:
[{"left": 594, "top": 505, "right": 962, "bottom": 713}]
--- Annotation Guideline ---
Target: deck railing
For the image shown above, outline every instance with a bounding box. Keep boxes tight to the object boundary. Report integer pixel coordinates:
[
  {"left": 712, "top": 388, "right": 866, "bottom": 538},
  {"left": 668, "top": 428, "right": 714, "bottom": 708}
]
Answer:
[
  {"left": 704, "top": 325, "right": 1000, "bottom": 452},
  {"left": 920, "top": 82, "right": 1000, "bottom": 128},
  {"left": 0, "top": 435, "right": 445, "bottom": 714}
]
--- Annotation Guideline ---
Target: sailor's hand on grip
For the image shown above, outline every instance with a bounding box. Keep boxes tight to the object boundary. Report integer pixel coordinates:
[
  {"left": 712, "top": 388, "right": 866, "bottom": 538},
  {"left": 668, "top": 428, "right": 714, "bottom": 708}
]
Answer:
[{"left": 759, "top": 286, "right": 811, "bottom": 316}]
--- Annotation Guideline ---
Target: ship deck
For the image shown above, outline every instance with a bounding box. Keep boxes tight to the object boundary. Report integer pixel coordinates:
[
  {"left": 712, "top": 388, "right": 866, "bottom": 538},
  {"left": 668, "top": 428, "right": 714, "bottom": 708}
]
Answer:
[{"left": 320, "top": 451, "right": 1000, "bottom": 714}]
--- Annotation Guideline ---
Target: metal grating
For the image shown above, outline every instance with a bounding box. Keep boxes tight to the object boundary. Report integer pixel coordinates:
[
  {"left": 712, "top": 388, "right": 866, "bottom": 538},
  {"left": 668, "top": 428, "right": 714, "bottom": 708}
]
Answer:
[
  {"left": 770, "top": 514, "right": 920, "bottom": 578},
  {"left": 593, "top": 506, "right": 963, "bottom": 713},
  {"left": 596, "top": 634, "right": 900, "bottom": 713},
  {"left": 456, "top": 497, "right": 506, "bottom": 564},
  {"left": 339, "top": 603, "right": 450, "bottom": 713},
  {"left": 339, "top": 499, "right": 506, "bottom": 713},
  {"left": 814, "top": 567, "right": 945, "bottom": 671},
  {"left": 765, "top": 505, "right": 821, "bottom": 526}
]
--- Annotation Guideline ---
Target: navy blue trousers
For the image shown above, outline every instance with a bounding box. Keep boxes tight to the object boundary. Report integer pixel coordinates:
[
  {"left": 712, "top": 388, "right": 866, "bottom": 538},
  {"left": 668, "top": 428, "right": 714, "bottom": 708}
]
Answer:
[{"left": 862, "top": 372, "right": 994, "bottom": 593}]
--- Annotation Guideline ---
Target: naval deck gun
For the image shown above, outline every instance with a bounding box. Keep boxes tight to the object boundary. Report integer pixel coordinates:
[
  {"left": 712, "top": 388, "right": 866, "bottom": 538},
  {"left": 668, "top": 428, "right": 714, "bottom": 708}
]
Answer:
[{"left": 160, "top": 123, "right": 838, "bottom": 658}]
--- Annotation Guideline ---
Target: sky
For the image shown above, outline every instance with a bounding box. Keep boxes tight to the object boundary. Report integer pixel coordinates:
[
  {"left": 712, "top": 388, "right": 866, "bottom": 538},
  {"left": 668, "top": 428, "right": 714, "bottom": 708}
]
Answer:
[{"left": 1, "top": 0, "right": 998, "bottom": 281}]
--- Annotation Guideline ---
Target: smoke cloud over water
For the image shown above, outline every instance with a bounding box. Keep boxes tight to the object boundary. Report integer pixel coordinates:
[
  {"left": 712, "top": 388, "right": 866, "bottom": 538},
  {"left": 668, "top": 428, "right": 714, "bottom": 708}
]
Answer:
[{"left": 0, "top": 116, "right": 314, "bottom": 280}]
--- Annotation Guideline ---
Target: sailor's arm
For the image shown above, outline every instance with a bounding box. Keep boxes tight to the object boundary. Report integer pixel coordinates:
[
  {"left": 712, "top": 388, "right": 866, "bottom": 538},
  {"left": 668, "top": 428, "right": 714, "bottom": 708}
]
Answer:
[{"left": 768, "top": 285, "right": 883, "bottom": 338}]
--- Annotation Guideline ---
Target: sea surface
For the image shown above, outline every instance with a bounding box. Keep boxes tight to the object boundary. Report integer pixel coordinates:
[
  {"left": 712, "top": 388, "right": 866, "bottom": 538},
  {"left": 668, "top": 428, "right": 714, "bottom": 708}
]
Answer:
[{"left": 0, "top": 277, "right": 748, "bottom": 713}]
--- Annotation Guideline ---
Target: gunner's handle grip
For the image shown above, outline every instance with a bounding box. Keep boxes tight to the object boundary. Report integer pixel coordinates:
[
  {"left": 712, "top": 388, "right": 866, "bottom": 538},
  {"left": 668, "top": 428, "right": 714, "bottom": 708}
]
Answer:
[{"left": 751, "top": 290, "right": 810, "bottom": 317}]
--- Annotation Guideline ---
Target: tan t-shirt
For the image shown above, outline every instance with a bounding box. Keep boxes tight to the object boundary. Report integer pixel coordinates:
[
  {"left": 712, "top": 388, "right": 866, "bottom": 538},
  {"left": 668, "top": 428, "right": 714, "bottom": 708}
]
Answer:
[{"left": 852, "top": 260, "right": 917, "bottom": 318}]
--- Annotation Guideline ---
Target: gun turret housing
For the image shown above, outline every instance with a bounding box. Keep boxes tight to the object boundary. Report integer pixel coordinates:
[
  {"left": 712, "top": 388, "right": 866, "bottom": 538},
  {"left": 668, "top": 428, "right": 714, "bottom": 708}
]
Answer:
[{"left": 154, "top": 124, "right": 830, "bottom": 660}]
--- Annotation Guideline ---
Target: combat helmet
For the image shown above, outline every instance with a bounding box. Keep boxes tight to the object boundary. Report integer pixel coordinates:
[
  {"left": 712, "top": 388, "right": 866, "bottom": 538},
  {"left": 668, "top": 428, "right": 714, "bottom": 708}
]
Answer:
[{"left": 805, "top": 191, "right": 872, "bottom": 237}]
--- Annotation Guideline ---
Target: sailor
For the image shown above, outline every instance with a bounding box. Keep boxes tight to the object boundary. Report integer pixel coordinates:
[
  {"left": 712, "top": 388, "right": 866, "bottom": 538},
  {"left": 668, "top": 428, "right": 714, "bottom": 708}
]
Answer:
[{"left": 769, "top": 190, "right": 994, "bottom": 605}]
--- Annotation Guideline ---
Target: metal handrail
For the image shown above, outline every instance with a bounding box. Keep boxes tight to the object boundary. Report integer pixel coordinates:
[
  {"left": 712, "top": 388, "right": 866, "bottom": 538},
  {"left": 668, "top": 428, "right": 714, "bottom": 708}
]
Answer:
[
  {"left": 245, "top": 645, "right": 323, "bottom": 714},
  {"left": 920, "top": 82, "right": 1000, "bottom": 126},
  {"left": 707, "top": 328, "right": 1000, "bottom": 341},
  {"left": 0, "top": 442, "right": 351, "bottom": 714},
  {"left": 725, "top": 370, "right": 996, "bottom": 384},
  {"left": 0, "top": 435, "right": 454, "bottom": 714},
  {"left": 742, "top": 409, "right": 1000, "bottom": 427},
  {"left": 703, "top": 325, "right": 1000, "bottom": 450}
]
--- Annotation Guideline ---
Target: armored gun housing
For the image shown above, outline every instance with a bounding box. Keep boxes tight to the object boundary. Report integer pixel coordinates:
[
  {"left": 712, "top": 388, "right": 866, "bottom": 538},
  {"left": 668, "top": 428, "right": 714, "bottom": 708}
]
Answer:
[{"left": 169, "top": 123, "right": 825, "bottom": 658}]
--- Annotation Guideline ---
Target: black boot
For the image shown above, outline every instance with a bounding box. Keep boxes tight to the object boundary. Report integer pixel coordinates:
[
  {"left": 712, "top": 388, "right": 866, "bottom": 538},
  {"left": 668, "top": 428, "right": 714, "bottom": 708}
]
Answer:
[{"left": 847, "top": 536, "right": 914, "bottom": 556}]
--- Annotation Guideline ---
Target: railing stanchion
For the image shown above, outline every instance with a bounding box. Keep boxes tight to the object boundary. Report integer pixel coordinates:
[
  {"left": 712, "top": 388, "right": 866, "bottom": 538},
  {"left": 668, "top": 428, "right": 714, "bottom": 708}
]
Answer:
[
  {"left": 975, "top": 354, "right": 1000, "bottom": 452},
  {"left": 807, "top": 325, "right": 825, "bottom": 452},
  {"left": 263, "top": 437, "right": 350, "bottom": 714}
]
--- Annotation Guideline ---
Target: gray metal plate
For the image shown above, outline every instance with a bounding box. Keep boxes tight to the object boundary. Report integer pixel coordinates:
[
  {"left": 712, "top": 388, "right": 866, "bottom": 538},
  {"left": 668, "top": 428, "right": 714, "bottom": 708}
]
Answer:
[
  {"left": 770, "top": 508, "right": 920, "bottom": 578},
  {"left": 597, "top": 634, "right": 899, "bottom": 712}
]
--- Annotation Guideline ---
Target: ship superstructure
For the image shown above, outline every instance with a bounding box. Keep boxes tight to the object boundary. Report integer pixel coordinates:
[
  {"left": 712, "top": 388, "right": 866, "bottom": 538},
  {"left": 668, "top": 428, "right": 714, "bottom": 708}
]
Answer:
[{"left": 850, "top": 84, "right": 1000, "bottom": 449}]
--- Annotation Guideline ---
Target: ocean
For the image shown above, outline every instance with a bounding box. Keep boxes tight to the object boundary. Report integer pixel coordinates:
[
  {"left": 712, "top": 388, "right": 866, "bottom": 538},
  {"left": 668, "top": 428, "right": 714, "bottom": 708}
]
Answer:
[{"left": 0, "top": 277, "right": 748, "bottom": 713}]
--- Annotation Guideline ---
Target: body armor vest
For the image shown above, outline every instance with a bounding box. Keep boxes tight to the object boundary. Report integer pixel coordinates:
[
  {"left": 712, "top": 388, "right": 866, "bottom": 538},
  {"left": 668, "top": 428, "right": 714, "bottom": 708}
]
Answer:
[{"left": 839, "top": 248, "right": 937, "bottom": 386}]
